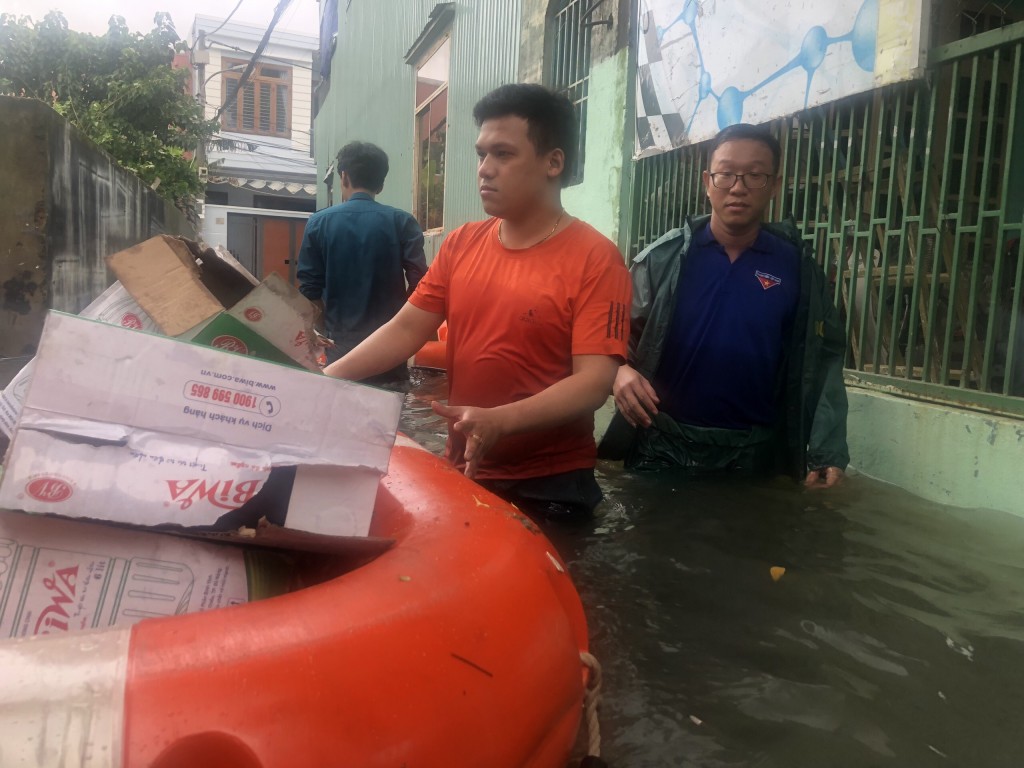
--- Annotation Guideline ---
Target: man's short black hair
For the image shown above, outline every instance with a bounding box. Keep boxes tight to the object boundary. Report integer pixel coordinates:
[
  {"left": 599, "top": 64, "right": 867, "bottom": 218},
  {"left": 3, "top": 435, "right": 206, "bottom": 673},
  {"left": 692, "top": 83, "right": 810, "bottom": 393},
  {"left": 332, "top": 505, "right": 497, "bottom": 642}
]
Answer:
[
  {"left": 709, "top": 124, "right": 782, "bottom": 174},
  {"left": 472, "top": 83, "right": 578, "bottom": 186},
  {"left": 336, "top": 141, "right": 389, "bottom": 193}
]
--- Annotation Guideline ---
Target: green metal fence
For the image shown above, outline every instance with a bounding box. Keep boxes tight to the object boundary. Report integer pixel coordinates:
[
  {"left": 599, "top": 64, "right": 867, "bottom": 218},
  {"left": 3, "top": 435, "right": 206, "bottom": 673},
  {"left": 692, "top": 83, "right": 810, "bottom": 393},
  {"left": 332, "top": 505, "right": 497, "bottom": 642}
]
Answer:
[{"left": 629, "top": 22, "right": 1024, "bottom": 415}]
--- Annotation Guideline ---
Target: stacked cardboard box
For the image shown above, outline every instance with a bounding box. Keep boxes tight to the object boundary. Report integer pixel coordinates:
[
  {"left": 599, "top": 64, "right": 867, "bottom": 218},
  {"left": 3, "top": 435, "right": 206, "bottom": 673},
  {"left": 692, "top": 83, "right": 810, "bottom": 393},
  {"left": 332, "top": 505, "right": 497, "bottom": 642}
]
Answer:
[
  {"left": 0, "top": 236, "right": 403, "bottom": 639},
  {"left": 107, "top": 235, "right": 323, "bottom": 371},
  {"left": 0, "top": 235, "right": 325, "bottom": 436},
  {"left": 0, "top": 508, "right": 291, "bottom": 637}
]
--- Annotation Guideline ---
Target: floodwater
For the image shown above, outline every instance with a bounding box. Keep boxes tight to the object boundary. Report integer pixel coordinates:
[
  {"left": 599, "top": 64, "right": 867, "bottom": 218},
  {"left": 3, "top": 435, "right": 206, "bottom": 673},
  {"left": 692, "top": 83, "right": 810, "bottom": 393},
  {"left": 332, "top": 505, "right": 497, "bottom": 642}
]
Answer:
[{"left": 402, "top": 369, "right": 1024, "bottom": 768}]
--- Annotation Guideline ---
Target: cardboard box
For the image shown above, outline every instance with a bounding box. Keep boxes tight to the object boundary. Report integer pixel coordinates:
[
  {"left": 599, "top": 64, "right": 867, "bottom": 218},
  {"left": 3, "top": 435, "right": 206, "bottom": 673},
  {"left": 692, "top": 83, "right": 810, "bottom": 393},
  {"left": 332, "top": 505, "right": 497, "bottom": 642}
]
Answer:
[
  {"left": 0, "top": 281, "right": 157, "bottom": 437},
  {"left": 0, "top": 312, "right": 403, "bottom": 538},
  {"left": 182, "top": 273, "right": 322, "bottom": 371},
  {"left": 108, "top": 236, "right": 321, "bottom": 371},
  {"left": 105, "top": 234, "right": 256, "bottom": 337},
  {"left": 0, "top": 508, "right": 269, "bottom": 638},
  {"left": 2, "top": 237, "right": 322, "bottom": 437}
]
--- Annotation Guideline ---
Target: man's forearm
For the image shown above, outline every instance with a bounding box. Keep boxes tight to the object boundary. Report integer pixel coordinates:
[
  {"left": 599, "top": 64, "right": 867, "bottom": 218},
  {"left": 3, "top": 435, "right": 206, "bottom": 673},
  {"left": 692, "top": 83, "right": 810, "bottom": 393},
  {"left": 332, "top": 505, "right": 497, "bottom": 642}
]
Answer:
[
  {"left": 323, "top": 303, "right": 442, "bottom": 381},
  {"left": 489, "top": 356, "right": 617, "bottom": 436},
  {"left": 323, "top": 330, "right": 408, "bottom": 380}
]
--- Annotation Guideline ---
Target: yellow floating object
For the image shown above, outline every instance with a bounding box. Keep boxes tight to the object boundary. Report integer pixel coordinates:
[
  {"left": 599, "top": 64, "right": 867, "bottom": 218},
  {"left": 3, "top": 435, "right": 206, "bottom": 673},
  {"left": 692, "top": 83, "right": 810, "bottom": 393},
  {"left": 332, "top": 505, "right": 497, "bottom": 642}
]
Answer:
[{"left": 770, "top": 566, "right": 786, "bottom": 582}]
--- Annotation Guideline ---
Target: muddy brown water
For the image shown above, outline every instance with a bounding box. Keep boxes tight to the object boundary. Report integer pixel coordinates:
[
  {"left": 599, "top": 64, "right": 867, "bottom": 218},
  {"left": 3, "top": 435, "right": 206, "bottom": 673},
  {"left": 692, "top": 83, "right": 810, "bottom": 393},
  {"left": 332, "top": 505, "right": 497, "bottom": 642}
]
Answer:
[{"left": 402, "top": 369, "right": 1024, "bottom": 768}]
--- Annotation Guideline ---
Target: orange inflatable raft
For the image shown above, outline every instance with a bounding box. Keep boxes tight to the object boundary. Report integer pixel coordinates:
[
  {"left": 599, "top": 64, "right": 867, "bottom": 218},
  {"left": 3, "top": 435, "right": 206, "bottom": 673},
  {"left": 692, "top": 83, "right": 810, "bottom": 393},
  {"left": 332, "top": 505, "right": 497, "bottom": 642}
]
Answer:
[
  {"left": 0, "top": 436, "right": 598, "bottom": 767},
  {"left": 413, "top": 321, "right": 448, "bottom": 371}
]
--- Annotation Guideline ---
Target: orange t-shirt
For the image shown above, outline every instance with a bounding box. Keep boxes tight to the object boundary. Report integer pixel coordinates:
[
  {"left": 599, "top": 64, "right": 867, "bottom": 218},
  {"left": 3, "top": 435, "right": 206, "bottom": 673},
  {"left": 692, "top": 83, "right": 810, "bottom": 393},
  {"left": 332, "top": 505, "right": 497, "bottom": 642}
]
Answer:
[{"left": 409, "top": 217, "right": 631, "bottom": 480}]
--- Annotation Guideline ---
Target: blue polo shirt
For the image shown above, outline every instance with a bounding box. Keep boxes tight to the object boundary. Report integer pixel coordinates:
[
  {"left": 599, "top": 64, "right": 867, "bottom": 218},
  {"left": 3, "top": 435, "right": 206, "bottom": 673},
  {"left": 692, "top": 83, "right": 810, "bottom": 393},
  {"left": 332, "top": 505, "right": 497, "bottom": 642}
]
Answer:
[{"left": 653, "top": 224, "right": 801, "bottom": 429}]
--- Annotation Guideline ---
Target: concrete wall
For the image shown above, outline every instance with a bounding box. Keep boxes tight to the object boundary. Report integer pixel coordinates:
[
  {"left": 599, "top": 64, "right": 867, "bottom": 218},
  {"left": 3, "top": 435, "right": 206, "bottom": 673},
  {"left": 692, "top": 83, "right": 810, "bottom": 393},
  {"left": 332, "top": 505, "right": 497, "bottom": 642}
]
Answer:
[
  {"left": 847, "top": 387, "right": 1024, "bottom": 518},
  {"left": 0, "top": 97, "right": 193, "bottom": 357}
]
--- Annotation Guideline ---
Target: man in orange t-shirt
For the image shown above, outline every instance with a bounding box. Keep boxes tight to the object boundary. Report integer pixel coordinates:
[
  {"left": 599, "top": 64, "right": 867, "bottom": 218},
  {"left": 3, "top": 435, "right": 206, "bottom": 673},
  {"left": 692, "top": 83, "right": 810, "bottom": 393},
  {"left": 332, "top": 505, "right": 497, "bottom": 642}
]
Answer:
[{"left": 325, "top": 83, "right": 630, "bottom": 520}]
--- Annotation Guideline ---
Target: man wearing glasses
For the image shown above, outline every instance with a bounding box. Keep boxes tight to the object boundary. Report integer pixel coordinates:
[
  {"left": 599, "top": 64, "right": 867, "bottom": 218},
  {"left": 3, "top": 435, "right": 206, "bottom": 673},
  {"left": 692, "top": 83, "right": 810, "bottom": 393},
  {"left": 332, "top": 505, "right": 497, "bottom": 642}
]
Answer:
[{"left": 600, "top": 123, "right": 849, "bottom": 489}]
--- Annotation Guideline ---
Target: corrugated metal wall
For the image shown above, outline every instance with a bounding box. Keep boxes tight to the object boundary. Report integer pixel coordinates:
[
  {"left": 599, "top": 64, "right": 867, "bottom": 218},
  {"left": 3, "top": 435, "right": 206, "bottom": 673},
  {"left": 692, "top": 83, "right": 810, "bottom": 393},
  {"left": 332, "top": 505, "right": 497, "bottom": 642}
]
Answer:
[{"left": 314, "top": 0, "right": 521, "bottom": 240}]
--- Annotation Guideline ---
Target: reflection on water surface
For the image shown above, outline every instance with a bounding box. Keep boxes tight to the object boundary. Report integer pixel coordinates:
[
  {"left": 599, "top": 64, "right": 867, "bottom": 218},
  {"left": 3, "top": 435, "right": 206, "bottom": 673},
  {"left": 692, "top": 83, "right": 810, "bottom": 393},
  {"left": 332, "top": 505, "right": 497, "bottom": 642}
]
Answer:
[{"left": 403, "top": 369, "right": 1024, "bottom": 768}]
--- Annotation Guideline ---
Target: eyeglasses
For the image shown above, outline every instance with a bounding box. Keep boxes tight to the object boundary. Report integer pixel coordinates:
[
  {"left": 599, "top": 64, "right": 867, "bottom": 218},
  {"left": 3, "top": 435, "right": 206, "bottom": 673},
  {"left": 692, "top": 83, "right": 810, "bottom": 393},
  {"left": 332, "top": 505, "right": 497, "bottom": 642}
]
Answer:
[{"left": 709, "top": 172, "right": 774, "bottom": 190}]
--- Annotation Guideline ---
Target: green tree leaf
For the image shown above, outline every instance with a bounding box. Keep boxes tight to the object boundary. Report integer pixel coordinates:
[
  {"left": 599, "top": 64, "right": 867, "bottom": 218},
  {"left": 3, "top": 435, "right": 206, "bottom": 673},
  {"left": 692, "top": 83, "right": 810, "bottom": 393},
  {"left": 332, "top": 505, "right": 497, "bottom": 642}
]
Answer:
[{"left": 0, "top": 10, "right": 217, "bottom": 217}]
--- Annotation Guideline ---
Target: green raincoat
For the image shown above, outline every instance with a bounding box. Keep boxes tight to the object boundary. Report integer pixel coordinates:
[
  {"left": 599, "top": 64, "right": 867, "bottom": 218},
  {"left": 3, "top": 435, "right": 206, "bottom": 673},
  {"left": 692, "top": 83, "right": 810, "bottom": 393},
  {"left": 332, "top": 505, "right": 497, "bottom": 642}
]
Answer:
[{"left": 599, "top": 215, "right": 850, "bottom": 478}]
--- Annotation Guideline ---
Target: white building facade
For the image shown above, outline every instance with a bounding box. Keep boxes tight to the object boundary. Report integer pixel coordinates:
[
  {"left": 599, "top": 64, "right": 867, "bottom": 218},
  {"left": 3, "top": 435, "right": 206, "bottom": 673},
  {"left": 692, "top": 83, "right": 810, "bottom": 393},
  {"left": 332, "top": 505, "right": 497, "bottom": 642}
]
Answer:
[{"left": 190, "top": 15, "right": 318, "bottom": 284}]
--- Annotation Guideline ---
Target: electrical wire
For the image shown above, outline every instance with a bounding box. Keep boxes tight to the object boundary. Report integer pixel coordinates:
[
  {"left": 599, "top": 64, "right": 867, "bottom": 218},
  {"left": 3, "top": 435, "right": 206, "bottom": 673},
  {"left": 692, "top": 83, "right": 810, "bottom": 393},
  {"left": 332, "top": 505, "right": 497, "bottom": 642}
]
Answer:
[
  {"left": 211, "top": 147, "right": 317, "bottom": 169},
  {"left": 199, "top": 0, "right": 246, "bottom": 41},
  {"left": 205, "top": 39, "right": 315, "bottom": 70},
  {"left": 209, "top": 131, "right": 313, "bottom": 148}
]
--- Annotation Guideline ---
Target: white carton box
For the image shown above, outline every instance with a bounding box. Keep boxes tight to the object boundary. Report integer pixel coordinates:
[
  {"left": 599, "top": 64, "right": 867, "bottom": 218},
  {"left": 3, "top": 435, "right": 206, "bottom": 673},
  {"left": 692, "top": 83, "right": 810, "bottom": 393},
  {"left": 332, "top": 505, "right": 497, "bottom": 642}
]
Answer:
[
  {"left": 0, "top": 312, "right": 403, "bottom": 537},
  {"left": 0, "top": 281, "right": 156, "bottom": 437},
  {"left": 0, "top": 509, "right": 253, "bottom": 638}
]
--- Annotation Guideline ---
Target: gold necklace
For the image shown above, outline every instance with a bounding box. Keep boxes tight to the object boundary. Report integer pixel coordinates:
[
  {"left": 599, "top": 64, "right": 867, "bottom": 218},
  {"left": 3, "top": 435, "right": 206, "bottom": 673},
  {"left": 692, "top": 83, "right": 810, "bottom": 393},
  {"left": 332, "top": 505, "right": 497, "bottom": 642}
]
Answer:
[{"left": 498, "top": 210, "right": 564, "bottom": 249}]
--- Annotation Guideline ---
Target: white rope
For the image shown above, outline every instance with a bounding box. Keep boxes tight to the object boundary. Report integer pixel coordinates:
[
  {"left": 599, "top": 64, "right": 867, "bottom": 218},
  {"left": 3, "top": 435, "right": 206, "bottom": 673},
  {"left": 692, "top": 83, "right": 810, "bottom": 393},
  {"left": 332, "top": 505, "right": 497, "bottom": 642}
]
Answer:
[{"left": 580, "top": 651, "right": 603, "bottom": 758}]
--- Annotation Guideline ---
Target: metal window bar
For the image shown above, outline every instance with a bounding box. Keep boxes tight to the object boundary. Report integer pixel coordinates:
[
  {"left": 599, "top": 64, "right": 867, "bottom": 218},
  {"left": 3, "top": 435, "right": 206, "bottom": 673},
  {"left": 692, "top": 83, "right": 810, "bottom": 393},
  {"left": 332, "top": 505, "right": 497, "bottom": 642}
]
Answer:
[
  {"left": 551, "top": 0, "right": 591, "bottom": 185},
  {"left": 629, "top": 22, "right": 1024, "bottom": 412}
]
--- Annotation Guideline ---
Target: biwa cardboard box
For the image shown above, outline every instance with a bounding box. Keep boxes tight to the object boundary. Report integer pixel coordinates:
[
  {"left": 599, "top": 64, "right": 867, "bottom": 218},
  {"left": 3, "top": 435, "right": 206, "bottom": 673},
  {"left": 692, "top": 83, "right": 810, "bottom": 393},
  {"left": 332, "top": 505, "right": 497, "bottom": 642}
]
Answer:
[
  {"left": 0, "top": 281, "right": 157, "bottom": 438},
  {"left": 181, "top": 273, "right": 323, "bottom": 372},
  {"left": 107, "top": 235, "right": 321, "bottom": 372},
  {"left": 1, "top": 237, "right": 323, "bottom": 438},
  {"left": 105, "top": 234, "right": 256, "bottom": 338},
  {"left": 0, "top": 508, "right": 292, "bottom": 638},
  {"left": 0, "top": 312, "right": 403, "bottom": 539}
]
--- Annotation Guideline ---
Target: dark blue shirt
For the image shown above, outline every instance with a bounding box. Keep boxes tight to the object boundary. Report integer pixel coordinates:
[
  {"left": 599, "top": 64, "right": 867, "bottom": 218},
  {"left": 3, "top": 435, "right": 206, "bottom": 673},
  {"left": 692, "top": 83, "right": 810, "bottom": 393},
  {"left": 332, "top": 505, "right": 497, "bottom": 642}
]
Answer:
[
  {"left": 654, "top": 224, "right": 800, "bottom": 429},
  {"left": 297, "top": 192, "right": 427, "bottom": 354}
]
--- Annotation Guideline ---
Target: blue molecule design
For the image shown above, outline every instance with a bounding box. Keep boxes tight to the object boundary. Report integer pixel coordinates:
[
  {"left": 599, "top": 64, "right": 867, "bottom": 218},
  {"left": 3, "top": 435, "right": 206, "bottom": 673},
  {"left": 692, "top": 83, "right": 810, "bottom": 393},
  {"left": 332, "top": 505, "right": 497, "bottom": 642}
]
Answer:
[{"left": 656, "top": 0, "right": 877, "bottom": 131}]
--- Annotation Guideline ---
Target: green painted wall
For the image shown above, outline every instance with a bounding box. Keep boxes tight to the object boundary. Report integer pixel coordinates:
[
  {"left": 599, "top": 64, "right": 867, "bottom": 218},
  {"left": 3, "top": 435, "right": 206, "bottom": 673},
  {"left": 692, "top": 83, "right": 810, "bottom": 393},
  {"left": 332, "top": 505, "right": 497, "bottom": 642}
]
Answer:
[
  {"left": 561, "top": 49, "right": 632, "bottom": 247},
  {"left": 847, "top": 388, "right": 1024, "bottom": 517},
  {"left": 314, "top": 0, "right": 520, "bottom": 242},
  {"left": 517, "top": 0, "right": 631, "bottom": 252}
]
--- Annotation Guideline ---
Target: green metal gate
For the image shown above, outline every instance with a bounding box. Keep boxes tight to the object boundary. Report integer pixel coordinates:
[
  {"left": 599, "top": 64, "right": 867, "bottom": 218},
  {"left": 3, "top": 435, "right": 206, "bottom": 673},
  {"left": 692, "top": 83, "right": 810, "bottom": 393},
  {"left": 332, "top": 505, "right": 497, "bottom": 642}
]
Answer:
[{"left": 629, "top": 22, "right": 1024, "bottom": 415}]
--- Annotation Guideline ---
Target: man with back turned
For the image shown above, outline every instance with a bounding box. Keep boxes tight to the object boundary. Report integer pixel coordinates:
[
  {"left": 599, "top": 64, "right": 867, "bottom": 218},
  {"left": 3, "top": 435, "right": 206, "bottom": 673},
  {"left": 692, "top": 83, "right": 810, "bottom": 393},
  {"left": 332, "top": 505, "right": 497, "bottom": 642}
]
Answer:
[{"left": 297, "top": 141, "right": 427, "bottom": 383}]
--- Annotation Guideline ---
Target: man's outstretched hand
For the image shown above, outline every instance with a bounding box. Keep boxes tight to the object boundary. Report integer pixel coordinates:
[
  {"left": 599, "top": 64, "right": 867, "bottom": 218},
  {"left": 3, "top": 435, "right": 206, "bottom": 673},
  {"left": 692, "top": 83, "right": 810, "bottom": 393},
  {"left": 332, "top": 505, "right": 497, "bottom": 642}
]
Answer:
[{"left": 432, "top": 401, "right": 506, "bottom": 479}]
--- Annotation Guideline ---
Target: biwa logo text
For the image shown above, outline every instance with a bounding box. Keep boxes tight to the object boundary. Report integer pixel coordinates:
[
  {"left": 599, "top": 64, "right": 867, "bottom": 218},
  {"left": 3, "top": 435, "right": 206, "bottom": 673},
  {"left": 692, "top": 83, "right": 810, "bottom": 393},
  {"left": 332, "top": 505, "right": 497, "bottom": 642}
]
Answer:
[
  {"left": 26, "top": 477, "right": 74, "bottom": 503},
  {"left": 244, "top": 307, "right": 264, "bottom": 322},
  {"left": 166, "top": 478, "right": 262, "bottom": 510},
  {"left": 34, "top": 564, "right": 79, "bottom": 635},
  {"left": 212, "top": 335, "right": 249, "bottom": 354}
]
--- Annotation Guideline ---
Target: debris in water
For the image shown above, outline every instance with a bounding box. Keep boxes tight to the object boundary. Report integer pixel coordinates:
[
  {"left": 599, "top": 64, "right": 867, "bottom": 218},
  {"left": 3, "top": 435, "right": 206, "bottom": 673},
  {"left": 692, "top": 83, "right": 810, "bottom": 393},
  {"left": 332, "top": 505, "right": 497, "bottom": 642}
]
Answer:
[
  {"left": 945, "top": 636, "right": 975, "bottom": 661},
  {"left": 689, "top": 715, "right": 703, "bottom": 726},
  {"left": 770, "top": 566, "right": 786, "bottom": 582}
]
